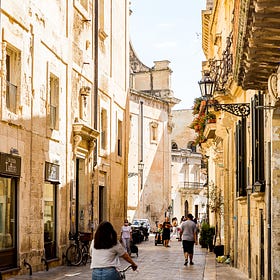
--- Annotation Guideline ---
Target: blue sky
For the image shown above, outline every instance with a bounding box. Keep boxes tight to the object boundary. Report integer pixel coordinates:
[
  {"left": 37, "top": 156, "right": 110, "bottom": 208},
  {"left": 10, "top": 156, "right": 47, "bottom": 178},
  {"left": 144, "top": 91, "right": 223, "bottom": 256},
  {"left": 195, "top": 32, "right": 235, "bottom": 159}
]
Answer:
[{"left": 129, "top": 0, "right": 206, "bottom": 110}]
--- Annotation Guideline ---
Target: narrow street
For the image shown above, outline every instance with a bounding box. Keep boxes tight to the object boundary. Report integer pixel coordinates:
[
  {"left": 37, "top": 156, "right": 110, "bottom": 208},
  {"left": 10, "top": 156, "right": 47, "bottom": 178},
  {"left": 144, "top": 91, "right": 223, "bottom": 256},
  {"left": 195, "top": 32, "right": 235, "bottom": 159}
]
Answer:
[{"left": 10, "top": 235, "right": 249, "bottom": 280}]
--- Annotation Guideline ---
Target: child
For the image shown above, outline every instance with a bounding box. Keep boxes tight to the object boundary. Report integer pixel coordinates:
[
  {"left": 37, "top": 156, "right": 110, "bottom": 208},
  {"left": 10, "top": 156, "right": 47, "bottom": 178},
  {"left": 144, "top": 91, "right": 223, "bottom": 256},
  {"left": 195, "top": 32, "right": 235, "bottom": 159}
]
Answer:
[{"left": 157, "top": 223, "right": 163, "bottom": 242}]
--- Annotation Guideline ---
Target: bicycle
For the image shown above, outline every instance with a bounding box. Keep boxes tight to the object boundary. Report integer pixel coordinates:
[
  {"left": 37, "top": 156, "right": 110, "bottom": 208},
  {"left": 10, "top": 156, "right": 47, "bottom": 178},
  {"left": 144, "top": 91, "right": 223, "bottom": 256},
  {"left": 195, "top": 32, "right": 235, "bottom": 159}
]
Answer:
[
  {"left": 118, "top": 265, "right": 133, "bottom": 279},
  {"left": 65, "top": 232, "right": 92, "bottom": 266}
]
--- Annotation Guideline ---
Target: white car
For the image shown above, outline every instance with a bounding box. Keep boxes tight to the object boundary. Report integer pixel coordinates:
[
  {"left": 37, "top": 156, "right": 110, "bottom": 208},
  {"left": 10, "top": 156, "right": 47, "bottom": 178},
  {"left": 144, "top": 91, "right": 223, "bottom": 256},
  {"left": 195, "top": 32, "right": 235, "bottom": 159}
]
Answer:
[{"left": 131, "top": 219, "right": 151, "bottom": 233}]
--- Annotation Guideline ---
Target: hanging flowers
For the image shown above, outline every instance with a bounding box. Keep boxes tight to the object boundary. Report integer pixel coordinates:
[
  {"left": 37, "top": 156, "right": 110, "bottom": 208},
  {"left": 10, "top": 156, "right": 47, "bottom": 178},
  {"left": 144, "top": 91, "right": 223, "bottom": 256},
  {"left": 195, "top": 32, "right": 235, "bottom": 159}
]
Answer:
[{"left": 189, "top": 98, "right": 217, "bottom": 145}]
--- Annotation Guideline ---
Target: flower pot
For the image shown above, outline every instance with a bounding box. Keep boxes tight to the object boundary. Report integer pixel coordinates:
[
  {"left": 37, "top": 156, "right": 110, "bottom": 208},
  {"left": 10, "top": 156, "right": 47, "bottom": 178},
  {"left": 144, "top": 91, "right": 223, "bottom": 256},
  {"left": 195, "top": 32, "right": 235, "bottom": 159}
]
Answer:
[
  {"left": 207, "top": 119, "right": 216, "bottom": 124},
  {"left": 214, "top": 245, "right": 224, "bottom": 257}
]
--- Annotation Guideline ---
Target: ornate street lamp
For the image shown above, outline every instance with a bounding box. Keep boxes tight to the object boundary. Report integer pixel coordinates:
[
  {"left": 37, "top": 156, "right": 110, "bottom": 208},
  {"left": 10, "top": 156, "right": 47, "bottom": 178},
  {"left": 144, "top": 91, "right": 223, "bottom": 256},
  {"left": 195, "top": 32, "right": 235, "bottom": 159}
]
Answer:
[
  {"left": 198, "top": 72, "right": 215, "bottom": 101},
  {"left": 198, "top": 72, "right": 250, "bottom": 117}
]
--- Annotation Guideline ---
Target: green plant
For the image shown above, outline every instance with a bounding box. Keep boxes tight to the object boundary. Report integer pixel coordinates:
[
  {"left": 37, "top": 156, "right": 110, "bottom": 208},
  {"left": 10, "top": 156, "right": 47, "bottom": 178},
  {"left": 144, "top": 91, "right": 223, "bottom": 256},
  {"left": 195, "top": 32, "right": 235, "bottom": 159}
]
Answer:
[
  {"left": 199, "top": 222, "right": 215, "bottom": 250},
  {"left": 209, "top": 186, "right": 224, "bottom": 245},
  {"left": 190, "top": 97, "right": 217, "bottom": 146},
  {"left": 206, "top": 111, "right": 216, "bottom": 120},
  {"left": 192, "top": 97, "right": 203, "bottom": 115}
]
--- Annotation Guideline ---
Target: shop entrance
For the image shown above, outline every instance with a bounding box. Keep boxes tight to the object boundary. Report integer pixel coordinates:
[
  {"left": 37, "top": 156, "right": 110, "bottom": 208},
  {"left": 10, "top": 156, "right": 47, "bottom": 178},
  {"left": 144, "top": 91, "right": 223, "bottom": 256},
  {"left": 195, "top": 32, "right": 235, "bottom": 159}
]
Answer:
[{"left": 0, "top": 177, "right": 17, "bottom": 270}]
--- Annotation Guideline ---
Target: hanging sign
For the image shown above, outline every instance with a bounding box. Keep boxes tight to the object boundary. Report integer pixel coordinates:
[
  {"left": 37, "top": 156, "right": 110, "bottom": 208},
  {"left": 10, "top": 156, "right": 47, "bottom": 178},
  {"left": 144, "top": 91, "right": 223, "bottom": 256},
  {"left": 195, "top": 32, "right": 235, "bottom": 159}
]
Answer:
[{"left": 0, "top": 152, "right": 21, "bottom": 177}]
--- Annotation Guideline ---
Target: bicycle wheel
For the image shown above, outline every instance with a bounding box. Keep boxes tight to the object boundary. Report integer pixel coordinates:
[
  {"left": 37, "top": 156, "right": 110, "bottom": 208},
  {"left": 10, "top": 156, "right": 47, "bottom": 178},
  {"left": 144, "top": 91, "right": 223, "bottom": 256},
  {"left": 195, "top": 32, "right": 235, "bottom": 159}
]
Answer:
[
  {"left": 66, "top": 244, "right": 82, "bottom": 266},
  {"left": 81, "top": 244, "right": 90, "bottom": 265}
]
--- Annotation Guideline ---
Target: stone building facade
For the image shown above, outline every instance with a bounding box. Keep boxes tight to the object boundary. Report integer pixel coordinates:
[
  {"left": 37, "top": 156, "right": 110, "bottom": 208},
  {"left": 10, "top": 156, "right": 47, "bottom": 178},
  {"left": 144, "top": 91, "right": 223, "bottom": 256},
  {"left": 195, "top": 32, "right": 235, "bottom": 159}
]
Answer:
[
  {"left": 0, "top": 0, "right": 130, "bottom": 277},
  {"left": 200, "top": 0, "right": 280, "bottom": 279},
  {"left": 128, "top": 44, "right": 179, "bottom": 226},
  {"left": 170, "top": 109, "right": 207, "bottom": 222}
]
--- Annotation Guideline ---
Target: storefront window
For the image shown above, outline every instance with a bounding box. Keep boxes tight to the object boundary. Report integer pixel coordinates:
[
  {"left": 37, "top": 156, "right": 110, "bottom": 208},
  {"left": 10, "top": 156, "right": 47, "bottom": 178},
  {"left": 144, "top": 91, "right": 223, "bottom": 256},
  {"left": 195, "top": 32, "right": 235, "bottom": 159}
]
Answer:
[
  {"left": 0, "top": 177, "right": 17, "bottom": 269},
  {"left": 44, "top": 183, "right": 56, "bottom": 259}
]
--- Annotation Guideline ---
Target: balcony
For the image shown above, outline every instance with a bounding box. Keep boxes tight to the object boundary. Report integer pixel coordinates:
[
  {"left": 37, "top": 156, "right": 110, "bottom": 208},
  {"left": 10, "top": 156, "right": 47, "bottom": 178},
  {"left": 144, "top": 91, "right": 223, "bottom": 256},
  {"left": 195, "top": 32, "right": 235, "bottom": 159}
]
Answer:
[
  {"left": 179, "top": 181, "right": 204, "bottom": 194},
  {"left": 234, "top": 0, "right": 280, "bottom": 90}
]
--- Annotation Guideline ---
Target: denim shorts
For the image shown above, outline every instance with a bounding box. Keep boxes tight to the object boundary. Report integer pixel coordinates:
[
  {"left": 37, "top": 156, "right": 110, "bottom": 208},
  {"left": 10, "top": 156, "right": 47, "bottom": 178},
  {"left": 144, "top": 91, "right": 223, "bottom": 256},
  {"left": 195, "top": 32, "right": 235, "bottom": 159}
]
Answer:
[{"left": 92, "top": 267, "right": 121, "bottom": 280}]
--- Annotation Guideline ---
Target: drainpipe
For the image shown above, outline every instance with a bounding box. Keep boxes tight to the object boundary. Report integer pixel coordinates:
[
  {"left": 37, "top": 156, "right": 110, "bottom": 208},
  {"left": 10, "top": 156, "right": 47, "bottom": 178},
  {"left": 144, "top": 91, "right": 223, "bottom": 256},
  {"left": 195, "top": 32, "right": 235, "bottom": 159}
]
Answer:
[
  {"left": 94, "top": 0, "right": 98, "bottom": 130},
  {"left": 247, "top": 180, "right": 251, "bottom": 279},
  {"left": 267, "top": 142, "right": 271, "bottom": 280}
]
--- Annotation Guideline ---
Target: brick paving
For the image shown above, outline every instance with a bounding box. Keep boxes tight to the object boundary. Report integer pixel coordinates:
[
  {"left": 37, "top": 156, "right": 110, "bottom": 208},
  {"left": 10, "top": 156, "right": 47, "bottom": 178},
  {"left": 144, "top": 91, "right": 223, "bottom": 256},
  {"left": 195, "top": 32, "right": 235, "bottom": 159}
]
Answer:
[{"left": 8, "top": 235, "right": 249, "bottom": 280}]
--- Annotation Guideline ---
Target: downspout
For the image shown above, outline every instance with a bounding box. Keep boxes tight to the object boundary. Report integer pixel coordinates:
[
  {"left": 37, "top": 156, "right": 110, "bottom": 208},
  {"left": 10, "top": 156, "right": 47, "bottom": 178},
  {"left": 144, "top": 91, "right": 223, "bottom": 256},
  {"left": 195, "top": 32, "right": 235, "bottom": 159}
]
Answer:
[
  {"left": 140, "top": 101, "right": 143, "bottom": 163},
  {"left": 234, "top": 129, "right": 238, "bottom": 268},
  {"left": 92, "top": 0, "right": 98, "bottom": 226},
  {"left": 247, "top": 175, "right": 251, "bottom": 278},
  {"left": 0, "top": 0, "right": 2, "bottom": 111},
  {"left": 267, "top": 141, "right": 271, "bottom": 280},
  {"left": 30, "top": 23, "right": 35, "bottom": 259},
  {"left": 94, "top": 0, "right": 98, "bottom": 130}
]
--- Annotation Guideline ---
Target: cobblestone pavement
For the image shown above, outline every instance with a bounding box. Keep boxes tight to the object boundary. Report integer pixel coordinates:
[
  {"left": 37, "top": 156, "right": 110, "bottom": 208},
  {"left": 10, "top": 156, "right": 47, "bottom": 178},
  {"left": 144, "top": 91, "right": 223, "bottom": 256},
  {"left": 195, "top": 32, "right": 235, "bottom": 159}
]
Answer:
[{"left": 9, "top": 235, "right": 249, "bottom": 280}]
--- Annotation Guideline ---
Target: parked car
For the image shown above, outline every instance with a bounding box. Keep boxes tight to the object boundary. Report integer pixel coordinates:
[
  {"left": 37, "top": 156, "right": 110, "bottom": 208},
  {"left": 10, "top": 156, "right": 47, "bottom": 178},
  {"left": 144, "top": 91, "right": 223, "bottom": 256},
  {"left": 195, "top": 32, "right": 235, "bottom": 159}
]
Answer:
[
  {"left": 131, "top": 219, "right": 150, "bottom": 242},
  {"left": 131, "top": 219, "right": 151, "bottom": 233}
]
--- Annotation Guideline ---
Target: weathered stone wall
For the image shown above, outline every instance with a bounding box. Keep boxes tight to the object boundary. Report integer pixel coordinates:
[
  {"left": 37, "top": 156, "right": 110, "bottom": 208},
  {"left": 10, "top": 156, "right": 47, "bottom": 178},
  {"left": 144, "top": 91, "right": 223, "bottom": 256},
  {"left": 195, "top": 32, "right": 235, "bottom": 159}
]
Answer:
[{"left": 0, "top": 0, "right": 130, "bottom": 276}]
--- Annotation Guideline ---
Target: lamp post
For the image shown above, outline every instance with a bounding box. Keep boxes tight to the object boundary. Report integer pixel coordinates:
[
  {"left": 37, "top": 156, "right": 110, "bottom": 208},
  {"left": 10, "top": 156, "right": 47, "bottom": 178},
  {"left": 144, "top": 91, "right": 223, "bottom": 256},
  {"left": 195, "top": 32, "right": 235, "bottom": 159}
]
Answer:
[
  {"left": 198, "top": 72, "right": 250, "bottom": 117},
  {"left": 138, "top": 161, "right": 144, "bottom": 190}
]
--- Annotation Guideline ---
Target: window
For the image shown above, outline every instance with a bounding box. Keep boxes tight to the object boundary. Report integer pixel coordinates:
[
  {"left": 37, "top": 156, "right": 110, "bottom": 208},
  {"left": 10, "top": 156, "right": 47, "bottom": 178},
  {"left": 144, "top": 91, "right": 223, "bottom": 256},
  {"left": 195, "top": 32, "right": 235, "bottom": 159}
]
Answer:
[
  {"left": 5, "top": 47, "right": 19, "bottom": 113},
  {"left": 171, "top": 142, "right": 178, "bottom": 150},
  {"left": 100, "top": 109, "right": 107, "bottom": 150},
  {"left": 150, "top": 121, "right": 158, "bottom": 143},
  {"left": 49, "top": 74, "right": 59, "bottom": 130},
  {"left": 251, "top": 93, "right": 265, "bottom": 192},
  {"left": 44, "top": 183, "right": 57, "bottom": 260},
  {"left": 235, "top": 118, "right": 247, "bottom": 196},
  {"left": 117, "top": 120, "right": 122, "bottom": 157}
]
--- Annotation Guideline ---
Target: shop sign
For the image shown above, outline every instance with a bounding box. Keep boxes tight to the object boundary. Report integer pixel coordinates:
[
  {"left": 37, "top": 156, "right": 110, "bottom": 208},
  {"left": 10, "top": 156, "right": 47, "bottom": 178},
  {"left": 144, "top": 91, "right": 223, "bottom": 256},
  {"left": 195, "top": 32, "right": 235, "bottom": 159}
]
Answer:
[
  {"left": 45, "top": 162, "right": 60, "bottom": 182},
  {"left": 0, "top": 152, "right": 21, "bottom": 177}
]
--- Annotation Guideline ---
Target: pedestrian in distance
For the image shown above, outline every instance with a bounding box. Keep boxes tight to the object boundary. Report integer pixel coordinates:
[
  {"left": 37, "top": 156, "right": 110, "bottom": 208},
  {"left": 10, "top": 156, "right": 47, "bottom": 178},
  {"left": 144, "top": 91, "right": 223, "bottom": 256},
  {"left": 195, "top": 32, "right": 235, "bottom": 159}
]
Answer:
[
  {"left": 120, "top": 219, "right": 132, "bottom": 255},
  {"left": 171, "top": 217, "right": 178, "bottom": 239},
  {"left": 162, "top": 216, "right": 172, "bottom": 247},
  {"left": 90, "top": 221, "right": 137, "bottom": 280},
  {"left": 180, "top": 213, "right": 198, "bottom": 266}
]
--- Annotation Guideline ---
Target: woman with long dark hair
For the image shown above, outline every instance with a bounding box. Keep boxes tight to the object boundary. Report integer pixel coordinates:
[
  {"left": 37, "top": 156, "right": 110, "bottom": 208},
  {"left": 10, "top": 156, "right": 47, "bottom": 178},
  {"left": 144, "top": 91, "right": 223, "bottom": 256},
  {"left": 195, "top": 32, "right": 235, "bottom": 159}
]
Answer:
[{"left": 90, "top": 221, "right": 137, "bottom": 279}]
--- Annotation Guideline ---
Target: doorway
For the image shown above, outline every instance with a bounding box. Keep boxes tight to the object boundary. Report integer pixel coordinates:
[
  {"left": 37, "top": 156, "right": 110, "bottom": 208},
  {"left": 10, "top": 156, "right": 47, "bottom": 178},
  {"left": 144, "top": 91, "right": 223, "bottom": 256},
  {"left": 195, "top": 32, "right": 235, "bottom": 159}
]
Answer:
[
  {"left": 0, "top": 177, "right": 17, "bottom": 270},
  {"left": 44, "top": 182, "right": 57, "bottom": 260}
]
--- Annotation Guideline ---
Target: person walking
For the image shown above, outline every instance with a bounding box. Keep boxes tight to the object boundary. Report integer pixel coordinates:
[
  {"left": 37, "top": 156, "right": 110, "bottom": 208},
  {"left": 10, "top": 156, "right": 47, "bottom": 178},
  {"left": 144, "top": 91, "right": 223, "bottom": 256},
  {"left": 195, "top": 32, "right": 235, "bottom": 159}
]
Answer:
[
  {"left": 171, "top": 217, "right": 178, "bottom": 240},
  {"left": 162, "top": 216, "right": 172, "bottom": 247},
  {"left": 120, "top": 219, "right": 132, "bottom": 255},
  {"left": 90, "top": 221, "right": 137, "bottom": 280},
  {"left": 180, "top": 213, "right": 198, "bottom": 266}
]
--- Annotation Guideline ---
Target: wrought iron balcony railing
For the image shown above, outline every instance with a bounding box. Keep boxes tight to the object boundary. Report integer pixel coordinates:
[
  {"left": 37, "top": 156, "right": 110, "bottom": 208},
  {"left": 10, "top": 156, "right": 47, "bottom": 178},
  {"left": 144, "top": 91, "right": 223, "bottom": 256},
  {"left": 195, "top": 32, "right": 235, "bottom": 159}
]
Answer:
[{"left": 179, "top": 181, "right": 204, "bottom": 189}]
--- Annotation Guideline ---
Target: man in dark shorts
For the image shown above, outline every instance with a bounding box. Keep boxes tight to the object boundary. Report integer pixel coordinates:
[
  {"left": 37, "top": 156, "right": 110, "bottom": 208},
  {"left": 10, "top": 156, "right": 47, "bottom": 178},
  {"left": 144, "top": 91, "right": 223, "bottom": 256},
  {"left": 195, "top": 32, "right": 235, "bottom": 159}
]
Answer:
[{"left": 180, "top": 213, "right": 198, "bottom": 265}]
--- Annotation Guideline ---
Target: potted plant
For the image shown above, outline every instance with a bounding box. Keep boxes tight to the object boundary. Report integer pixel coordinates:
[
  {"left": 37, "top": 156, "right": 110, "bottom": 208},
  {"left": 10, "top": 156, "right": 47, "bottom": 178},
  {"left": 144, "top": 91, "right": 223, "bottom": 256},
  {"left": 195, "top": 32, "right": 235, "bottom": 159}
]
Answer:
[
  {"left": 199, "top": 222, "right": 215, "bottom": 251},
  {"left": 206, "top": 112, "right": 216, "bottom": 123}
]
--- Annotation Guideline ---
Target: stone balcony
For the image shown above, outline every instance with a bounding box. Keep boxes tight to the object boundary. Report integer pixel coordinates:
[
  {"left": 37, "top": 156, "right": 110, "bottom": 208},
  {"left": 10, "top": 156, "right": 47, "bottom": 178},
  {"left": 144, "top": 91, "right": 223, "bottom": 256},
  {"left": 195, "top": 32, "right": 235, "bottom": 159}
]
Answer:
[
  {"left": 234, "top": 0, "right": 280, "bottom": 90},
  {"left": 179, "top": 181, "right": 204, "bottom": 195}
]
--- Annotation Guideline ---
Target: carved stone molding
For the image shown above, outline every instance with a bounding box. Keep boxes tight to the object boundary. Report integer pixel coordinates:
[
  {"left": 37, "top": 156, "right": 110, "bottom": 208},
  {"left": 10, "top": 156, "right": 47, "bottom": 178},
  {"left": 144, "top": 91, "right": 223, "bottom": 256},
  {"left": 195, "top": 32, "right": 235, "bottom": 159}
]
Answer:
[
  {"left": 72, "top": 122, "right": 99, "bottom": 156},
  {"left": 268, "top": 73, "right": 278, "bottom": 100}
]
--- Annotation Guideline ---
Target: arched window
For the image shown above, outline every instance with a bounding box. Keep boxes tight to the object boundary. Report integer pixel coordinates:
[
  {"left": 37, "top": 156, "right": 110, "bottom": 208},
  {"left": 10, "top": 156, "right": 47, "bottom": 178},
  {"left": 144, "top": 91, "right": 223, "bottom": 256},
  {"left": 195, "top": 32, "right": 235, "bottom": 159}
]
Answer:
[
  {"left": 187, "top": 141, "right": 196, "bottom": 152},
  {"left": 171, "top": 142, "right": 178, "bottom": 150}
]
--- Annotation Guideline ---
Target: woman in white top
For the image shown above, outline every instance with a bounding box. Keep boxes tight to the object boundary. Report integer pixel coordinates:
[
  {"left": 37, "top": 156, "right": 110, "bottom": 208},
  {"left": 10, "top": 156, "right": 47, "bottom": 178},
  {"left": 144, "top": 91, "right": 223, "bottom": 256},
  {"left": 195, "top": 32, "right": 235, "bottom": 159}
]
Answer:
[
  {"left": 90, "top": 221, "right": 137, "bottom": 280},
  {"left": 120, "top": 219, "right": 132, "bottom": 255}
]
